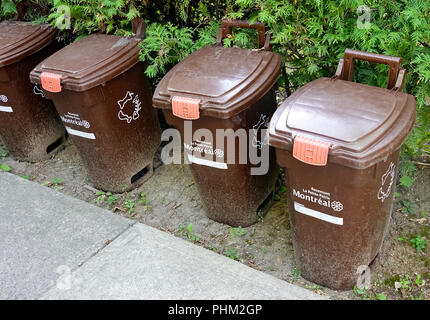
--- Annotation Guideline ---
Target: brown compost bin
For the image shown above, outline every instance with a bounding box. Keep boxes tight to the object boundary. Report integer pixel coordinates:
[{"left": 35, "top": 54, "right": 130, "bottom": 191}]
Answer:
[
  {"left": 153, "top": 20, "right": 282, "bottom": 227},
  {"left": 0, "top": 21, "right": 66, "bottom": 162},
  {"left": 268, "top": 49, "right": 416, "bottom": 290},
  {"left": 30, "top": 20, "right": 161, "bottom": 192}
]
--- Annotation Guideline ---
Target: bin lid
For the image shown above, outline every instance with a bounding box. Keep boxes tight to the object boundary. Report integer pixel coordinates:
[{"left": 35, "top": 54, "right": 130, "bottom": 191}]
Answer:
[
  {"left": 153, "top": 45, "right": 282, "bottom": 119},
  {"left": 0, "top": 21, "right": 56, "bottom": 67},
  {"left": 269, "top": 78, "right": 416, "bottom": 169},
  {"left": 30, "top": 33, "right": 140, "bottom": 92}
]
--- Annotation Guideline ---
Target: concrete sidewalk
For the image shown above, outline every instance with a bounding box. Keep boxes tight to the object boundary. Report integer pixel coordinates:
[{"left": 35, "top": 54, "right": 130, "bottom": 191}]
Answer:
[{"left": 0, "top": 172, "right": 324, "bottom": 300}]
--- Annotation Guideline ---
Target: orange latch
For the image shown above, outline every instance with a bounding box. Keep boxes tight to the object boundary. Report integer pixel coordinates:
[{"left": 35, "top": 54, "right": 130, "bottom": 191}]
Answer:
[
  {"left": 40, "top": 72, "right": 62, "bottom": 93},
  {"left": 293, "top": 136, "right": 331, "bottom": 166},
  {"left": 172, "top": 96, "right": 200, "bottom": 120}
]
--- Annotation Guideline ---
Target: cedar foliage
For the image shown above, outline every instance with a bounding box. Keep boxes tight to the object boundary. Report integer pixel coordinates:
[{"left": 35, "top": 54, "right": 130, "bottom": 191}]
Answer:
[{"left": 0, "top": 0, "right": 52, "bottom": 21}]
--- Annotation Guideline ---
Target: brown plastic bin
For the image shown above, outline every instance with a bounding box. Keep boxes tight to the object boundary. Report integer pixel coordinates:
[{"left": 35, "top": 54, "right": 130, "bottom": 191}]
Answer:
[
  {"left": 0, "top": 21, "right": 66, "bottom": 162},
  {"left": 30, "top": 20, "right": 161, "bottom": 192},
  {"left": 153, "top": 20, "right": 282, "bottom": 227},
  {"left": 268, "top": 49, "right": 416, "bottom": 290}
]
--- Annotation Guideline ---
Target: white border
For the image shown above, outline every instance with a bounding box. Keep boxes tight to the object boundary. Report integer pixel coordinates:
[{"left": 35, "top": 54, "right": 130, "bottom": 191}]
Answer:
[
  {"left": 294, "top": 202, "right": 343, "bottom": 225},
  {"left": 187, "top": 154, "right": 227, "bottom": 170},
  {"left": 0, "top": 106, "right": 13, "bottom": 113},
  {"left": 65, "top": 126, "right": 96, "bottom": 140}
]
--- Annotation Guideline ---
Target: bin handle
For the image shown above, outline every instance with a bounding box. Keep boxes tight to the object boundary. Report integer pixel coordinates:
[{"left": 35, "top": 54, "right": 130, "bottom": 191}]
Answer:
[
  {"left": 215, "top": 19, "right": 271, "bottom": 51},
  {"left": 334, "top": 49, "right": 404, "bottom": 90},
  {"left": 99, "top": 17, "right": 146, "bottom": 40},
  {"left": 132, "top": 17, "right": 146, "bottom": 40}
]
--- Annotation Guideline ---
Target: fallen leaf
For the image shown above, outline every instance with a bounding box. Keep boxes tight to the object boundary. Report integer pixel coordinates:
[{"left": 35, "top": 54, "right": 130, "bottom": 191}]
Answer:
[
  {"left": 315, "top": 289, "right": 329, "bottom": 296},
  {"left": 410, "top": 218, "right": 427, "bottom": 224}
]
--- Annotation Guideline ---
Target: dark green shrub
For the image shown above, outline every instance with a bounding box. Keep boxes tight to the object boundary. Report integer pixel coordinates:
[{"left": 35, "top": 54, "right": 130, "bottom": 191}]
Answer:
[
  {"left": 139, "top": 21, "right": 220, "bottom": 82},
  {"left": 46, "top": 1, "right": 227, "bottom": 37},
  {"left": 48, "top": 0, "right": 144, "bottom": 37},
  {"left": 145, "top": 0, "right": 227, "bottom": 26},
  {"left": 1, "top": 0, "right": 53, "bottom": 21}
]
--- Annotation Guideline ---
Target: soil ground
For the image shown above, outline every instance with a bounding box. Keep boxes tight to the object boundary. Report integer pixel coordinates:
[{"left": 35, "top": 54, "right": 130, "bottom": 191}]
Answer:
[{"left": 1, "top": 138, "right": 429, "bottom": 300}]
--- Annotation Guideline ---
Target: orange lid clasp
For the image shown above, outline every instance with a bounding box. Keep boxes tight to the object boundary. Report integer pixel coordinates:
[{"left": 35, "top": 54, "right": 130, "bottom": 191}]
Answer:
[
  {"left": 172, "top": 96, "right": 200, "bottom": 120},
  {"left": 293, "top": 136, "right": 331, "bottom": 166},
  {"left": 41, "top": 72, "right": 62, "bottom": 93}
]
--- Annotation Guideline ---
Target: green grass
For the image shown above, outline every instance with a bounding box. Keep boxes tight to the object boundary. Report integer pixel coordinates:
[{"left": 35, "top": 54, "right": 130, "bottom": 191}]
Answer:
[
  {"left": 180, "top": 223, "right": 200, "bottom": 243},
  {"left": 410, "top": 234, "right": 428, "bottom": 252},
  {"left": 230, "top": 226, "right": 245, "bottom": 244}
]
